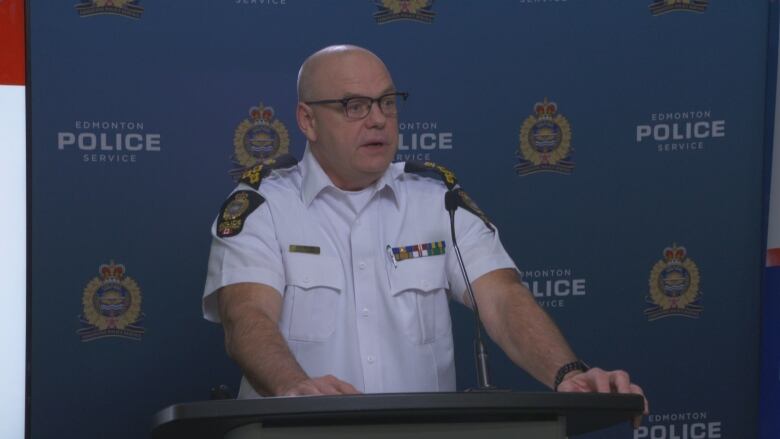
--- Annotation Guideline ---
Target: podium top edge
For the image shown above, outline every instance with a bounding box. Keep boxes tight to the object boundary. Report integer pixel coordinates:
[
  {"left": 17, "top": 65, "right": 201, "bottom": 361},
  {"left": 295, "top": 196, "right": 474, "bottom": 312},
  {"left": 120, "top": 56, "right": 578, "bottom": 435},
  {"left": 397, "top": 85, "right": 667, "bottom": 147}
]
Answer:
[{"left": 152, "top": 391, "right": 644, "bottom": 438}]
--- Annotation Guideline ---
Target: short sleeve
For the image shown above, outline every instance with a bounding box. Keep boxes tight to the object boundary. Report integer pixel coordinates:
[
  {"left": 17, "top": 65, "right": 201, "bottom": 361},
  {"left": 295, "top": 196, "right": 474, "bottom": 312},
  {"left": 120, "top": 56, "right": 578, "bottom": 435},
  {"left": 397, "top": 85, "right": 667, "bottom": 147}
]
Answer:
[
  {"left": 202, "top": 196, "right": 284, "bottom": 323},
  {"left": 445, "top": 209, "right": 518, "bottom": 305}
]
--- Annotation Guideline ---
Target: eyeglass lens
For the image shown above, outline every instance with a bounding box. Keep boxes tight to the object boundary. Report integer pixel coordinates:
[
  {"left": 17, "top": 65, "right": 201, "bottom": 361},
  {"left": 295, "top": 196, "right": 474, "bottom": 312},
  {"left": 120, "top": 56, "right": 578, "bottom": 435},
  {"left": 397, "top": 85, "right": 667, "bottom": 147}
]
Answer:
[{"left": 345, "top": 94, "right": 402, "bottom": 119}]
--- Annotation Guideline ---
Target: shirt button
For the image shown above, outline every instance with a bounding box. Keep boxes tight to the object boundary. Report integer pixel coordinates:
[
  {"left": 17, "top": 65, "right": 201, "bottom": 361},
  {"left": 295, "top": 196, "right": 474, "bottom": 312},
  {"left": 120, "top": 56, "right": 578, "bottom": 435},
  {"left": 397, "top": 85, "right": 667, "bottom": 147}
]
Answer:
[
  {"left": 358, "top": 262, "right": 366, "bottom": 270},
  {"left": 355, "top": 219, "right": 361, "bottom": 225},
  {"left": 302, "top": 276, "right": 310, "bottom": 285},
  {"left": 361, "top": 307, "right": 369, "bottom": 317},
  {"left": 421, "top": 280, "right": 430, "bottom": 289},
  {"left": 367, "top": 355, "right": 375, "bottom": 363}
]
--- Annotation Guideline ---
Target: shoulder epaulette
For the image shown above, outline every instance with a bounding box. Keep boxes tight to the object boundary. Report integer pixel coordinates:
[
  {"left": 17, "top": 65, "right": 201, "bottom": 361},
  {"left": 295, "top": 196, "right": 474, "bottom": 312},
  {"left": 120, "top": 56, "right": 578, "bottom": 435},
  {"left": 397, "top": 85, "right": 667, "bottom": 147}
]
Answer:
[
  {"left": 403, "top": 160, "right": 458, "bottom": 190},
  {"left": 452, "top": 188, "right": 494, "bottom": 233},
  {"left": 237, "top": 154, "right": 299, "bottom": 190},
  {"left": 404, "top": 160, "right": 494, "bottom": 232}
]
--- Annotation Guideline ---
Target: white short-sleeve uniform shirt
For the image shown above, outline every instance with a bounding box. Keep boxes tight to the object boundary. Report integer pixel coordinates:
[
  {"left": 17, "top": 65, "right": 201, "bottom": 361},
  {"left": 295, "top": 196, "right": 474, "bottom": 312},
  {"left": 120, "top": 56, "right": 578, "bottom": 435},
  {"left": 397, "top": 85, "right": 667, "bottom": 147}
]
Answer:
[{"left": 203, "top": 148, "right": 517, "bottom": 398}]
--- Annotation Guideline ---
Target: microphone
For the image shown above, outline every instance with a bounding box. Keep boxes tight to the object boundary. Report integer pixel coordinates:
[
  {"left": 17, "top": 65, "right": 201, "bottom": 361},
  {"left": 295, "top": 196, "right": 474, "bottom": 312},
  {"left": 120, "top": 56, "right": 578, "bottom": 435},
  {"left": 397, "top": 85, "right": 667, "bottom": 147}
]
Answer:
[
  {"left": 402, "top": 159, "right": 499, "bottom": 389},
  {"left": 445, "top": 189, "right": 498, "bottom": 391},
  {"left": 444, "top": 189, "right": 459, "bottom": 212}
]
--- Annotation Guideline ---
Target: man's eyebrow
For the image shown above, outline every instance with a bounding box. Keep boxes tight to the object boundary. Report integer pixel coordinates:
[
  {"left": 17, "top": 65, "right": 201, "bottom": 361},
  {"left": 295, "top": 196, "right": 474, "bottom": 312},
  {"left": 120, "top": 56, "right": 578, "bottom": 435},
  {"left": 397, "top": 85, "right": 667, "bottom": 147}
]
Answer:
[
  {"left": 341, "top": 87, "right": 397, "bottom": 99},
  {"left": 341, "top": 92, "right": 366, "bottom": 99}
]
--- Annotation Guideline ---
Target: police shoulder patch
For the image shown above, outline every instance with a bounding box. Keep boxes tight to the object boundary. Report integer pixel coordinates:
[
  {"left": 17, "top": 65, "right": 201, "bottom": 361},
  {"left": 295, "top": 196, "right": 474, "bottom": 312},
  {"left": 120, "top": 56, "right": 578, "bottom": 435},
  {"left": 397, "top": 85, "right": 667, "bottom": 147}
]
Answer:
[{"left": 217, "top": 190, "right": 265, "bottom": 238}]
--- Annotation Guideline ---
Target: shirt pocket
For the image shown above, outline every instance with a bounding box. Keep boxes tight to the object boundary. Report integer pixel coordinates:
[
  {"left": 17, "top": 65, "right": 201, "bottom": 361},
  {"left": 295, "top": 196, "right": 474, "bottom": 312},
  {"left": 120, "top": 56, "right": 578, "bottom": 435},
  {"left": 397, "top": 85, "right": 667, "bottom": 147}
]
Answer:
[
  {"left": 389, "top": 257, "right": 451, "bottom": 345},
  {"left": 284, "top": 253, "right": 344, "bottom": 342}
]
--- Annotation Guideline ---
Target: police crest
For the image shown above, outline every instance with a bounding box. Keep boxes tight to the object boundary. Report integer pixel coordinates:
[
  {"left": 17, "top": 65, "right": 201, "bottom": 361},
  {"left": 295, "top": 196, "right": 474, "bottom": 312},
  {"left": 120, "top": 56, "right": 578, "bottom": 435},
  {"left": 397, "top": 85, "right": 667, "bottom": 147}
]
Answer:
[
  {"left": 374, "top": 0, "right": 435, "bottom": 24},
  {"left": 515, "top": 98, "right": 574, "bottom": 176},
  {"left": 645, "top": 244, "right": 702, "bottom": 321},
  {"left": 233, "top": 103, "right": 290, "bottom": 170},
  {"left": 75, "top": 0, "right": 144, "bottom": 19},
  {"left": 649, "top": 0, "right": 708, "bottom": 15},
  {"left": 77, "top": 261, "right": 145, "bottom": 341}
]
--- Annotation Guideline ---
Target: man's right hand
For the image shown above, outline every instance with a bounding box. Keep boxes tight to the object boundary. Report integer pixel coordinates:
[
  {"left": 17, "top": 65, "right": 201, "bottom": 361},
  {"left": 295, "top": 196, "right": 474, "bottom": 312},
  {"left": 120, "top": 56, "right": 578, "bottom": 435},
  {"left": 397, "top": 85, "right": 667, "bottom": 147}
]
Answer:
[
  {"left": 279, "top": 375, "right": 361, "bottom": 396},
  {"left": 219, "top": 284, "right": 362, "bottom": 397}
]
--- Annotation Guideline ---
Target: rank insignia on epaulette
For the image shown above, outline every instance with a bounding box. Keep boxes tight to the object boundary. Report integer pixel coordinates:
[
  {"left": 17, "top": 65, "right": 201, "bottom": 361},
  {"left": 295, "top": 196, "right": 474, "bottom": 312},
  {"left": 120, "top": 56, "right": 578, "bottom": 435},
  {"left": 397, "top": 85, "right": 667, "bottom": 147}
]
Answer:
[
  {"left": 239, "top": 164, "right": 264, "bottom": 189},
  {"left": 391, "top": 241, "right": 446, "bottom": 262},
  {"left": 423, "top": 161, "right": 458, "bottom": 189},
  {"left": 235, "top": 154, "right": 299, "bottom": 190},
  {"left": 217, "top": 190, "right": 264, "bottom": 238},
  {"left": 404, "top": 160, "right": 459, "bottom": 190},
  {"left": 455, "top": 188, "right": 495, "bottom": 233}
]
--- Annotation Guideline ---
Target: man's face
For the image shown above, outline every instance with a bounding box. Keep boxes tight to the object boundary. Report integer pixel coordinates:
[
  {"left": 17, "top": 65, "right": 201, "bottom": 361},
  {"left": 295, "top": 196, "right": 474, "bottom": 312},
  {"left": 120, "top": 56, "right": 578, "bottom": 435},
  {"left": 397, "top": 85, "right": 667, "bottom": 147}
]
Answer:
[{"left": 300, "top": 51, "right": 399, "bottom": 190}]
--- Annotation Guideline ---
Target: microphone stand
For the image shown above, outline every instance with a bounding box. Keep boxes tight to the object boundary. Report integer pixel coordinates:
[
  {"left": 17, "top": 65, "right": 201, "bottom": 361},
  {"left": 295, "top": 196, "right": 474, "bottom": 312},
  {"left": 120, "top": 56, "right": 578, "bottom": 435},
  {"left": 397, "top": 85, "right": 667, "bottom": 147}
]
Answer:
[{"left": 445, "top": 190, "right": 503, "bottom": 392}]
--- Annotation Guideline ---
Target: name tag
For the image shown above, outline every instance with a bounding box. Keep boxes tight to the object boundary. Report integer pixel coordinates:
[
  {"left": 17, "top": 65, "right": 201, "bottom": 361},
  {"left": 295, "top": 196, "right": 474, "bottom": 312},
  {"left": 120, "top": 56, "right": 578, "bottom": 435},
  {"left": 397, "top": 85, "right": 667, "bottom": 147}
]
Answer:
[{"left": 289, "top": 244, "right": 320, "bottom": 255}]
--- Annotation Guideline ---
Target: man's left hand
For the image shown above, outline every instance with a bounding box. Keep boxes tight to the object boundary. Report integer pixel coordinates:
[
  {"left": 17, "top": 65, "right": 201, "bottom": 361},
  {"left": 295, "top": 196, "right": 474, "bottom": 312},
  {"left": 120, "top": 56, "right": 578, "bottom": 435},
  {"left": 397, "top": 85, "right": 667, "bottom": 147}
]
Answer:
[{"left": 556, "top": 367, "right": 649, "bottom": 428}]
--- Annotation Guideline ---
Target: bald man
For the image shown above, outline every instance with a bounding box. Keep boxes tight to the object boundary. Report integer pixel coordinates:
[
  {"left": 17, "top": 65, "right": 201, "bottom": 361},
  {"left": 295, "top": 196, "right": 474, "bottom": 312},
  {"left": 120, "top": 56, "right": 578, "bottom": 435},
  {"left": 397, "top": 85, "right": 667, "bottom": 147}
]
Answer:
[{"left": 203, "top": 45, "right": 646, "bottom": 421}]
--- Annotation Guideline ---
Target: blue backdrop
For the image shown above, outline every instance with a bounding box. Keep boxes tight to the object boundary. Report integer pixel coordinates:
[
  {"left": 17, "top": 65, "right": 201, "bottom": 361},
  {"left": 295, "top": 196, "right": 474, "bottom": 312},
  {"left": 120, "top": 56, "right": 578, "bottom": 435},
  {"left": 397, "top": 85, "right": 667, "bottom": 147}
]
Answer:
[
  {"left": 28, "top": 1, "right": 773, "bottom": 438},
  {"left": 761, "top": 1, "right": 780, "bottom": 436}
]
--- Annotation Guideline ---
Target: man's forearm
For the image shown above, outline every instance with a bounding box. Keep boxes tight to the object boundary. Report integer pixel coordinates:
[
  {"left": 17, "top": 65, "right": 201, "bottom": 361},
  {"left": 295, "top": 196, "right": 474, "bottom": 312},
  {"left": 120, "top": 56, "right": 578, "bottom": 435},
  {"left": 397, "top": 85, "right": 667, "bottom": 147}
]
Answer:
[
  {"left": 218, "top": 283, "right": 308, "bottom": 396},
  {"left": 474, "top": 269, "right": 578, "bottom": 389},
  {"left": 493, "top": 286, "right": 577, "bottom": 388},
  {"left": 225, "top": 306, "right": 308, "bottom": 396}
]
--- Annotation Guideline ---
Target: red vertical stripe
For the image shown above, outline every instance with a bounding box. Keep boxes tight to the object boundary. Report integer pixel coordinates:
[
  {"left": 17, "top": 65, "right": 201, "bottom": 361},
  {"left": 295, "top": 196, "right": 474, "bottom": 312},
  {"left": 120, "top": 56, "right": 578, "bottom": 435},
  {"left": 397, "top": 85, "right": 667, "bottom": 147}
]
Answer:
[
  {"left": 0, "top": 0, "right": 25, "bottom": 86},
  {"left": 768, "top": 248, "right": 780, "bottom": 267}
]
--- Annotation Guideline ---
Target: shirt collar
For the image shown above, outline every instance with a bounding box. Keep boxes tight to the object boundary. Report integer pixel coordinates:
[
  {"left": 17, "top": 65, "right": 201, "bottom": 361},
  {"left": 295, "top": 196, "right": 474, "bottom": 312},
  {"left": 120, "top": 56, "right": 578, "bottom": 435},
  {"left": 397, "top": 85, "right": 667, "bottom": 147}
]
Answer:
[{"left": 300, "top": 145, "right": 400, "bottom": 207}]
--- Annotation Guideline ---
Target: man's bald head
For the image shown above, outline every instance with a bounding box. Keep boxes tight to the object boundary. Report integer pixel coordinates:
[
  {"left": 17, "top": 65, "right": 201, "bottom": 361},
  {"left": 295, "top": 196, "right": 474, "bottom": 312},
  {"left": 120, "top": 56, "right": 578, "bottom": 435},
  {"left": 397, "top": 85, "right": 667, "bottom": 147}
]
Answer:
[
  {"left": 294, "top": 44, "right": 399, "bottom": 190},
  {"left": 297, "top": 45, "right": 389, "bottom": 102}
]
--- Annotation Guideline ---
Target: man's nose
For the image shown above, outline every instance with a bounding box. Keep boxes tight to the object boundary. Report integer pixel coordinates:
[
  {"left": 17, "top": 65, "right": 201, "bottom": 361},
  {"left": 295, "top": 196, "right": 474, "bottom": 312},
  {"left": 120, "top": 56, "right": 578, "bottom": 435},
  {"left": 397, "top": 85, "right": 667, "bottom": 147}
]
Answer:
[{"left": 364, "top": 101, "right": 387, "bottom": 127}]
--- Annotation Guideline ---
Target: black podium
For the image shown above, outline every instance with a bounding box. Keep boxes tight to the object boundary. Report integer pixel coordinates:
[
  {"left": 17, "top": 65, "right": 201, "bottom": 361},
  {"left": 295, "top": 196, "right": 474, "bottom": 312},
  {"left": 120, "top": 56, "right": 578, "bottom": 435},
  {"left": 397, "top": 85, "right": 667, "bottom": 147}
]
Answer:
[{"left": 152, "top": 392, "right": 643, "bottom": 438}]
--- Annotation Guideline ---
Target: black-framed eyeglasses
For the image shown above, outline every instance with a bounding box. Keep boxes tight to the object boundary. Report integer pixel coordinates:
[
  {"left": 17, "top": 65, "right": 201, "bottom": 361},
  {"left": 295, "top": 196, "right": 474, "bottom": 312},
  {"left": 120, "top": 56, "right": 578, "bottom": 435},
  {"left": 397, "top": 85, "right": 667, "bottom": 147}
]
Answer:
[{"left": 305, "top": 92, "right": 409, "bottom": 120}]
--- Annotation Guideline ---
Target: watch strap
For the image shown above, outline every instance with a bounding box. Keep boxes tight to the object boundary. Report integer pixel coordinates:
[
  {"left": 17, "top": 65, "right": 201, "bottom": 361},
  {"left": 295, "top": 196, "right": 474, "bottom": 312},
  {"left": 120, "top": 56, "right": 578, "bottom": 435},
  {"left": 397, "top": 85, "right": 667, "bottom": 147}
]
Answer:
[{"left": 554, "top": 360, "right": 590, "bottom": 391}]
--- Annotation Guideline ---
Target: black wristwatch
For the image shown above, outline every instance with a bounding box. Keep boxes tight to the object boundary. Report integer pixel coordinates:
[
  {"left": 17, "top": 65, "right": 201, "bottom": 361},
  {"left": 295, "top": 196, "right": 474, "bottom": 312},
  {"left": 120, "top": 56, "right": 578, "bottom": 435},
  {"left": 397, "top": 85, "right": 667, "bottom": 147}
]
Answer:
[{"left": 554, "top": 360, "right": 590, "bottom": 391}]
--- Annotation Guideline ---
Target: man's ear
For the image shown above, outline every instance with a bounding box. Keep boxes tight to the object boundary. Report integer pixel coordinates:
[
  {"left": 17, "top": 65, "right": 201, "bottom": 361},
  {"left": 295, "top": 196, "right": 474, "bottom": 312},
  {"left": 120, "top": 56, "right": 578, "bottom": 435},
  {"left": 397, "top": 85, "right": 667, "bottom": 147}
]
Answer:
[{"left": 296, "top": 102, "right": 317, "bottom": 143}]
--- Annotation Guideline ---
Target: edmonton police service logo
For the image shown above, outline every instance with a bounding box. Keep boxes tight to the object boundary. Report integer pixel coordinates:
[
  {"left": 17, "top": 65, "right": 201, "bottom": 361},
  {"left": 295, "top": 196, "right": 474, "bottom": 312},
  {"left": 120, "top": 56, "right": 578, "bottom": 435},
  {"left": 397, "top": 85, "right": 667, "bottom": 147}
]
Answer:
[
  {"left": 233, "top": 103, "right": 290, "bottom": 171},
  {"left": 75, "top": 0, "right": 144, "bottom": 19},
  {"left": 515, "top": 98, "right": 574, "bottom": 176},
  {"left": 374, "top": 0, "right": 435, "bottom": 24},
  {"left": 77, "top": 261, "right": 145, "bottom": 341},
  {"left": 649, "top": 0, "right": 708, "bottom": 15},
  {"left": 645, "top": 244, "right": 702, "bottom": 321}
]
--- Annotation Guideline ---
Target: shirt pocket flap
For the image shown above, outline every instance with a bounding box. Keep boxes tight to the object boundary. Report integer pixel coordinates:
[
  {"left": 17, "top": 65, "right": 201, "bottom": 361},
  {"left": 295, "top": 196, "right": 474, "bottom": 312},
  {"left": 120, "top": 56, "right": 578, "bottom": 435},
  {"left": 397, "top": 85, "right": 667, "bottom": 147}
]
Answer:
[
  {"left": 390, "top": 257, "right": 448, "bottom": 295},
  {"left": 285, "top": 253, "right": 344, "bottom": 291}
]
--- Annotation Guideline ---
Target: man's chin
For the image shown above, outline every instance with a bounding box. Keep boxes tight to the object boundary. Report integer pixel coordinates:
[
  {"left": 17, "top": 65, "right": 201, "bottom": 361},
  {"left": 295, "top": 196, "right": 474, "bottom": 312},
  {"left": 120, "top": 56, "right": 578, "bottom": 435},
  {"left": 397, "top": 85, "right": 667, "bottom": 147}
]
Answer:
[
  {"left": 356, "top": 147, "right": 395, "bottom": 169},
  {"left": 357, "top": 164, "right": 391, "bottom": 179}
]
